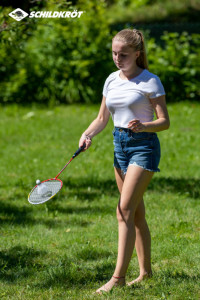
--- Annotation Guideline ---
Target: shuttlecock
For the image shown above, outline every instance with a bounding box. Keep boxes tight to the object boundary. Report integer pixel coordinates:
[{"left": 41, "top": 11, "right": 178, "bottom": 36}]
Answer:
[
  {"left": 37, "top": 183, "right": 49, "bottom": 195},
  {"left": 36, "top": 179, "right": 41, "bottom": 185}
]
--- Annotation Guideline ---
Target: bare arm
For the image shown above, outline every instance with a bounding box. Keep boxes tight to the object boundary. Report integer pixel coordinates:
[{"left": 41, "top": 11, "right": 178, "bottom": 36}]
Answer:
[
  {"left": 128, "top": 95, "right": 170, "bottom": 133},
  {"left": 79, "top": 96, "right": 110, "bottom": 149}
]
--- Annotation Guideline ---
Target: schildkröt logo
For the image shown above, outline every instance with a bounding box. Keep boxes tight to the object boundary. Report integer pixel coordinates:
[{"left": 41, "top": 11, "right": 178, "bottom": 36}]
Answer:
[
  {"left": 9, "top": 8, "right": 84, "bottom": 21},
  {"left": 9, "top": 8, "right": 29, "bottom": 21}
]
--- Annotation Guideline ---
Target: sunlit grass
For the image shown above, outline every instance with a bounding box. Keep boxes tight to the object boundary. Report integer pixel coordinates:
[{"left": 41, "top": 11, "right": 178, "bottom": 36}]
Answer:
[{"left": 0, "top": 102, "right": 199, "bottom": 299}]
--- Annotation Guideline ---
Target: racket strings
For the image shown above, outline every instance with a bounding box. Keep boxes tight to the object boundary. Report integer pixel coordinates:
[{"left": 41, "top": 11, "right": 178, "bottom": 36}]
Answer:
[{"left": 28, "top": 180, "right": 62, "bottom": 204}]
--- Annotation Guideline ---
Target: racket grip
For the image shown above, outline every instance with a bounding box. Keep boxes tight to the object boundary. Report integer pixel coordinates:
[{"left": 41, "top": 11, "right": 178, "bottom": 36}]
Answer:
[{"left": 72, "top": 143, "right": 86, "bottom": 158}]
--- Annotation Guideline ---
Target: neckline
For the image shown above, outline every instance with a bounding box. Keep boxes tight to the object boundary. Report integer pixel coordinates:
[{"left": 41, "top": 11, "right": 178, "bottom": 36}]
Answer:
[{"left": 117, "top": 69, "right": 146, "bottom": 81}]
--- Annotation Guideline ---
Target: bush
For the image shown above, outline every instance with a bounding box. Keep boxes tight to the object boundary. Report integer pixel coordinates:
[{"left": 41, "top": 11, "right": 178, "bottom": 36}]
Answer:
[
  {"left": 0, "top": 6, "right": 36, "bottom": 104},
  {"left": 0, "top": 3, "right": 199, "bottom": 105},
  {"left": 148, "top": 32, "right": 200, "bottom": 102},
  {"left": 0, "top": 0, "right": 113, "bottom": 105},
  {"left": 105, "top": 0, "right": 200, "bottom": 24}
]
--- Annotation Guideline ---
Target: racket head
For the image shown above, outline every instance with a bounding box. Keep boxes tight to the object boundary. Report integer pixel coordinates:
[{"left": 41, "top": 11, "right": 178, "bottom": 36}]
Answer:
[{"left": 28, "top": 178, "right": 63, "bottom": 205}]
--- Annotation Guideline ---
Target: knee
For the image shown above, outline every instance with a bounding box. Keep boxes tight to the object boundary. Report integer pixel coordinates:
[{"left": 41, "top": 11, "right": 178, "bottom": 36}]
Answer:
[{"left": 116, "top": 204, "right": 134, "bottom": 225}]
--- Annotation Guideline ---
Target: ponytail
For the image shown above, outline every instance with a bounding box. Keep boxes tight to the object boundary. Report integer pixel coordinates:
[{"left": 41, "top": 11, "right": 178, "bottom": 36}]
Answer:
[{"left": 134, "top": 30, "right": 148, "bottom": 70}]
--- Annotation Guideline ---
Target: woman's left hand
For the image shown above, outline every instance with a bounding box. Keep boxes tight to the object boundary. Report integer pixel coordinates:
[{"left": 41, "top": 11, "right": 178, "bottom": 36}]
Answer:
[{"left": 128, "top": 119, "right": 145, "bottom": 132}]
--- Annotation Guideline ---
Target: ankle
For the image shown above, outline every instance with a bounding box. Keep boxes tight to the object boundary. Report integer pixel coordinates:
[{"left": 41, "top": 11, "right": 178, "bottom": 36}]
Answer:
[
  {"left": 112, "top": 275, "right": 125, "bottom": 280},
  {"left": 112, "top": 275, "right": 125, "bottom": 287},
  {"left": 140, "top": 271, "right": 152, "bottom": 278}
]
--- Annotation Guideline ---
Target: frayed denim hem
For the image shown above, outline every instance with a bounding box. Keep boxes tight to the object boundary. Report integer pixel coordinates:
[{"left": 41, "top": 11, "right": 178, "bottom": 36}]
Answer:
[
  {"left": 128, "top": 161, "right": 160, "bottom": 174},
  {"left": 114, "top": 162, "right": 160, "bottom": 175}
]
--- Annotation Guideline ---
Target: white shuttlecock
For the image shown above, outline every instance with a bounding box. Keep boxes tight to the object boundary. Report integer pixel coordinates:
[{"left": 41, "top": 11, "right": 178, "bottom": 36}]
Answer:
[
  {"left": 36, "top": 179, "right": 41, "bottom": 185},
  {"left": 37, "top": 183, "right": 49, "bottom": 195}
]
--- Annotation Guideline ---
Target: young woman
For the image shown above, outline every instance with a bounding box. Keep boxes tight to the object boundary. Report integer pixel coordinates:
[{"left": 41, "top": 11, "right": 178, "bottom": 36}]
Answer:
[{"left": 79, "top": 28, "right": 170, "bottom": 294}]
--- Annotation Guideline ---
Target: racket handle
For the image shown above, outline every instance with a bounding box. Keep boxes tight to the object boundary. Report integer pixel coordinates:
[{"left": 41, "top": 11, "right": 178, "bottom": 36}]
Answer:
[{"left": 72, "top": 143, "right": 86, "bottom": 158}]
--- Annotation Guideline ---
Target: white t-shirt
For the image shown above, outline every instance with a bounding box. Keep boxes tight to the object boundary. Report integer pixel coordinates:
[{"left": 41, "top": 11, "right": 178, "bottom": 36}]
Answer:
[{"left": 103, "top": 69, "right": 165, "bottom": 128}]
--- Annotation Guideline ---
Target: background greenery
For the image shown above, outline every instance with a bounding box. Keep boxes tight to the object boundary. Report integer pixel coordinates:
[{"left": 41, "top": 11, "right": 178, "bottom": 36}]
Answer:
[
  {"left": 0, "top": 0, "right": 200, "bottom": 298},
  {"left": 106, "top": 0, "right": 200, "bottom": 24},
  {"left": 0, "top": 102, "right": 200, "bottom": 299},
  {"left": 0, "top": 0, "right": 199, "bottom": 105}
]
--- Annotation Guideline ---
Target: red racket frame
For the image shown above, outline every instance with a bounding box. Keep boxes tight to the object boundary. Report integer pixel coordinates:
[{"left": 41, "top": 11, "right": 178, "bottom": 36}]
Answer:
[{"left": 28, "top": 143, "right": 85, "bottom": 204}]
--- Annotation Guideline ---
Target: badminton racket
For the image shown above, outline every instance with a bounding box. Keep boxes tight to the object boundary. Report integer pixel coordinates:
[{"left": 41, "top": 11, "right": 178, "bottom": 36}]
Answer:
[{"left": 28, "top": 144, "right": 85, "bottom": 205}]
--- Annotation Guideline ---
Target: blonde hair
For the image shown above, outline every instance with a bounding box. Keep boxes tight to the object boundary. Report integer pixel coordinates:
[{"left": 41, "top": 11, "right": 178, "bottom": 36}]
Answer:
[{"left": 112, "top": 29, "right": 148, "bottom": 70}]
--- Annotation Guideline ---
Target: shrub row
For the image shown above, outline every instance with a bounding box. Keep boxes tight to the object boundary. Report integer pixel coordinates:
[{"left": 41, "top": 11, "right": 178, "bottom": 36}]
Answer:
[
  {"left": 148, "top": 32, "right": 200, "bottom": 102},
  {"left": 0, "top": 2, "right": 199, "bottom": 105}
]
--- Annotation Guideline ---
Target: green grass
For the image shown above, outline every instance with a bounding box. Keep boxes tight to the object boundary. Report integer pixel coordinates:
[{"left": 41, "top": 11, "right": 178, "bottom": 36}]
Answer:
[{"left": 0, "top": 102, "right": 199, "bottom": 299}]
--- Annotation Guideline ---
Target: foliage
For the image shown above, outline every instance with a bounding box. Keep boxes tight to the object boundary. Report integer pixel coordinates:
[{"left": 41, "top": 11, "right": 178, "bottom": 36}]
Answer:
[
  {"left": 0, "top": 2, "right": 199, "bottom": 105},
  {"left": 0, "top": 0, "right": 113, "bottom": 105},
  {"left": 148, "top": 32, "right": 200, "bottom": 101},
  {"left": 0, "top": 103, "right": 200, "bottom": 299},
  {"left": 0, "top": 6, "right": 38, "bottom": 103},
  {"left": 105, "top": 0, "right": 200, "bottom": 24}
]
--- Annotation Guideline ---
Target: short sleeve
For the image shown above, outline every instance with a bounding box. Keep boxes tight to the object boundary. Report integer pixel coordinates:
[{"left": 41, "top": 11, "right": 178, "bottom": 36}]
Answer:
[
  {"left": 149, "top": 76, "right": 165, "bottom": 99},
  {"left": 102, "top": 77, "right": 110, "bottom": 97},
  {"left": 102, "top": 72, "right": 117, "bottom": 98}
]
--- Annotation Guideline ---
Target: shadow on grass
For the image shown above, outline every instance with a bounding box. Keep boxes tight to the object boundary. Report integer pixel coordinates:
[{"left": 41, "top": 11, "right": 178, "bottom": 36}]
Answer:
[
  {"left": 0, "top": 184, "right": 115, "bottom": 228},
  {"left": 0, "top": 201, "right": 99, "bottom": 228},
  {"left": 34, "top": 260, "right": 200, "bottom": 290},
  {"left": 63, "top": 175, "right": 200, "bottom": 199},
  {"left": 0, "top": 245, "right": 114, "bottom": 287},
  {"left": 35, "top": 258, "right": 115, "bottom": 289},
  {"left": 0, "top": 175, "right": 199, "bottom": 228},
  {"left": 45, "top": 202, "right": 114, "bottom": 216},
  {"left": 0, "top": 201, "right": 36, "bottom": 226},
  {"left": 157, "top": 269, "right": 200, "bottom": 282},
  {"left": 62, "top": 177, "right": 118, "bottom": 200},
  {"left": 0, "top": 245, "right": 47, "bottom": 282},
  {"left": 0, "top": 244, "right": 114, "bottom": 287},
  {"left": 149, "top": 176, "right": 200, "bottom": 199},
  {"left": 74, "top": 246, "right": 111, "bottom": 261}
]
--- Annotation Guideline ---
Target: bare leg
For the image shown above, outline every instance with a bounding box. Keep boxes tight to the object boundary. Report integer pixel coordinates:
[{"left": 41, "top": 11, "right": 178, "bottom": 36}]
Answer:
[
  {"left": 127, "top": 199, "right": 152, "bottom": 286},
  {"left": 96, "top": 166, "right": 153, "bottom": 294},
  {"left": 114, "top": 168, "right": 152, "bottom": 283}
]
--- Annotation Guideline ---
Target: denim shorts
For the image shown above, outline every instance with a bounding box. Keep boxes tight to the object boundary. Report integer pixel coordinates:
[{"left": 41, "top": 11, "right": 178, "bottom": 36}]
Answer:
[{"left": 113, "top": 127, "right": 161, "bottom": 175}]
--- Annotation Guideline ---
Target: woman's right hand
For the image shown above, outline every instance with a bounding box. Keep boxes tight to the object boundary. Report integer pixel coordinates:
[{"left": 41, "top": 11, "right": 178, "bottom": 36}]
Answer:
[{"left": 79, "top": 133, "right": 92, "bottom": 151}]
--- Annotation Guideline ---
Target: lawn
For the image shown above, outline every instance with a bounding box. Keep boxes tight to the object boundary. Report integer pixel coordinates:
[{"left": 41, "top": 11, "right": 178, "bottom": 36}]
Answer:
[{"left": 0, "top": 102, "right": 199, "bottom": 299}]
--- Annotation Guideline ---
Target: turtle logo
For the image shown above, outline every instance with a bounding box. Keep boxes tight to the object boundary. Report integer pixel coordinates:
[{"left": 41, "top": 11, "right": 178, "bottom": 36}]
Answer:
[{"left": 9, "top": 8, "right": 29, "bottom": 21}]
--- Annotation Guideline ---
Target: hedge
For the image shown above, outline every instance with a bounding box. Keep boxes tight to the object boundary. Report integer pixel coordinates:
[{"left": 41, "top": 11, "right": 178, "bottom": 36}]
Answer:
[{"left": 0, "top": 2, "right": 199, "bottom": 105}]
